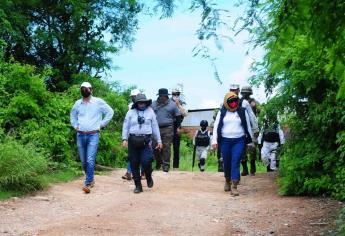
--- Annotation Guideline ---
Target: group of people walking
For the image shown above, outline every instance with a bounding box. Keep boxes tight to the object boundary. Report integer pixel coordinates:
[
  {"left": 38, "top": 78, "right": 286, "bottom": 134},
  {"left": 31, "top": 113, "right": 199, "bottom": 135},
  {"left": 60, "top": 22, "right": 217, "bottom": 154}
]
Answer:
[{"left": 70, "top": 81, "right": 284, "bottom": 196}]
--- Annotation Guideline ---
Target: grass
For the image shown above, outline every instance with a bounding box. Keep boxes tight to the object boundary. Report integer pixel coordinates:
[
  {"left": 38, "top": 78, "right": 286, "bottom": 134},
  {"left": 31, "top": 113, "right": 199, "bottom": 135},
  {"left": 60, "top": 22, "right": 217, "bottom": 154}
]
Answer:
[
  {"left": 43, "top": 168, "right": 83, "bottom": 183},
  {"left": 0, "top": 168, "right": 82, "bottom": 201},
  {"left": 178, "top": 140, "right": 269, "bottom": 173},
  {"left": 179, "top": 151, "right": 269, "bottom": 173},
  {"left": 0, "top": 190, "right": 25, "bottom": 200},
  {"left": 329, "top": 207, "right": 345, "bottom": 236}
]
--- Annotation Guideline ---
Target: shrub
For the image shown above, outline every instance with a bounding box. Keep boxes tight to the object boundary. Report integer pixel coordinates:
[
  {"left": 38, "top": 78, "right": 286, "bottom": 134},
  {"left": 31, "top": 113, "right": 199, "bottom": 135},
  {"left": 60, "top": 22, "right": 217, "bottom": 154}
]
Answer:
[{"left": 0, "top": 138, "right": 49, "bottom": 192}]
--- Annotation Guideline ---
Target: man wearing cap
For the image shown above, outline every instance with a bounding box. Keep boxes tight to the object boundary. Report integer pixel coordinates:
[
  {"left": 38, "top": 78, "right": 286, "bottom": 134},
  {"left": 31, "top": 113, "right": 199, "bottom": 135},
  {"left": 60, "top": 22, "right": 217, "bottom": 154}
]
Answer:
[
  {"left": 70, "top": 82, "right": 114, "bottom": 193},
  {"left": 152, "top": 88, "right": 182, "bottom": 172},
  {"left": 128, "top": 88, "right": 141, "bottom": 110},
  {"left": 239, "top": 85, "right": 259, "bottom": 176},
  {"left": 230, "top": 84, "right": 259, "bottom": 175},
  {"left": 171, "top": 88, "right": 188, "bottom": 170}
]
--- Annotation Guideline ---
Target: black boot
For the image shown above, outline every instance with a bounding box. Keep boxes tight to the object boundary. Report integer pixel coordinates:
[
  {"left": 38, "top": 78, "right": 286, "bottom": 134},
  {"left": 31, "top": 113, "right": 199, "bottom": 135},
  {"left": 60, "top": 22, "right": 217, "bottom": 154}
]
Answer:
[
  {"left": 218, "top": 158, "right": 224, "bottom": 172},
  {"left": 134, "top": 181, "right": 143, "bottom": 193},
  {"left": 146, "top": 175, "right": 154, "bottom": 188},
  {"left": 250, "top": 159, "right": 256, "bottom": 175},
  {"left": 241, "top": 161, "right": 249, "bottom": 176}
]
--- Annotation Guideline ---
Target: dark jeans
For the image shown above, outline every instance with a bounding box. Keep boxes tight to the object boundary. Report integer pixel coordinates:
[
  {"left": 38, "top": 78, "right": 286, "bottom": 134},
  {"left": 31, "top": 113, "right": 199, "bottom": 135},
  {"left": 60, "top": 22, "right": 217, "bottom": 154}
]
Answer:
[
  {"left": 128, "top": 142, "right": 153, "bottom": 184},
  {"left": 241, "top": 145, "right": 257, "bottom": 174},
  {"left": 173, "top": 127, "right": 181, "bottom": 168}
]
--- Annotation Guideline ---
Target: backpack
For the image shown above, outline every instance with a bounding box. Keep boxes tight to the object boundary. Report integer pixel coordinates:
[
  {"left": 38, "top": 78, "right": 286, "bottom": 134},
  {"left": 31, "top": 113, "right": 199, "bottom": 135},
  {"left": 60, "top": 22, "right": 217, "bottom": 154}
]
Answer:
[{"left": 195, "top": 130, "right": 210, "bottom": 147}]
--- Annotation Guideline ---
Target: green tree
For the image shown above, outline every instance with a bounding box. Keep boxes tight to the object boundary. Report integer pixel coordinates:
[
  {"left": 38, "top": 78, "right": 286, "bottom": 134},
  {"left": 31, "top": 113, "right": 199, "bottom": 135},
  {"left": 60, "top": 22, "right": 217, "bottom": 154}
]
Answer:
[
  {"left": 0, "top": 0, "right": 141, "bottom": 91},
  {"left": 235, "top": 0, "right": 345, "bottom": 200}
]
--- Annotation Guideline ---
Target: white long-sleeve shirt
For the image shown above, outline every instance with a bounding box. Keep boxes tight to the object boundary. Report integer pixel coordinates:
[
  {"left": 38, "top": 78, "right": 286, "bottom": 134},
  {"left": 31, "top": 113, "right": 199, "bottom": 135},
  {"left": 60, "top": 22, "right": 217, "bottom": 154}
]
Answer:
[
  {"left": 241, "top": 99, "right": 259, "bottom": 133},
  {"left": 211, "top": 110, "right": 252, "bottom": 145},
  {"left": 70, "top": 96, "right": 114, "bottom": 132}
]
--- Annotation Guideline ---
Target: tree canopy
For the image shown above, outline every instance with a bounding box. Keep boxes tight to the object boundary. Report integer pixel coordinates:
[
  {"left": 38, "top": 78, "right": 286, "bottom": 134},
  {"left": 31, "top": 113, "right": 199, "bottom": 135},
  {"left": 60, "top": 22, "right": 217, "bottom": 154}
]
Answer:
[{"left": 0, "top": 0, "right": 141, "bottom": 91}]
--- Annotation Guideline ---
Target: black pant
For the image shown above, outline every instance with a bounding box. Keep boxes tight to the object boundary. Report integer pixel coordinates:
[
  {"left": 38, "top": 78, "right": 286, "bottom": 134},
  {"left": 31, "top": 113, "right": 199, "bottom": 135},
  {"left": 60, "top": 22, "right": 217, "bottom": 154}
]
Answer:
[
  {"left": 173, "top": 127, "right": 181, "bottom": 168},
  {"left": 217, "top": 145, "right": 223, "bottom": 172},
  {"left": 128, "top": 142, "right": 153, "bottom": 184}
]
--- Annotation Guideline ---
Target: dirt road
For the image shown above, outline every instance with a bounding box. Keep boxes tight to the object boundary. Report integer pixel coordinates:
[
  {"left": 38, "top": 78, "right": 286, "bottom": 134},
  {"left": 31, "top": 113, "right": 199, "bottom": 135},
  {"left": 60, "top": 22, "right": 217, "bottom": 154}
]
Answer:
[{"left": 0, "top": 170, "right": 342, "bottom": 236}]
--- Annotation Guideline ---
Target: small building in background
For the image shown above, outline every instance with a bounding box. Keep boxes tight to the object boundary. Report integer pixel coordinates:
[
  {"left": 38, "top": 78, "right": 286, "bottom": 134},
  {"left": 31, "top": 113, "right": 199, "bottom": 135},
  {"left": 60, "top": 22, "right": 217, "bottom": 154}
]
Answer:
[{"left": 181, "top": 108, "right": 218, "bottom": 138}]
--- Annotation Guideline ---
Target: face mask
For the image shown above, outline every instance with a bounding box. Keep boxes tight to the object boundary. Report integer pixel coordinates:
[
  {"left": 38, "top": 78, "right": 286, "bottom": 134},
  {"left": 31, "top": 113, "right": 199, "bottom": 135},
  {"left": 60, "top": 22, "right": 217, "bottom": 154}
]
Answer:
[
  {"left": 137, "top": 103, "right": 147, "bottom": 111},
  {"left": 228, "top": 100, "right": 238, "bottom": 109},
  {"left": 158, "top": 96, "right": 167, "bottom": 103},
  {"left": 81, "top": 88, "right": 91, "bottom": 98},
  {"left": 201, "top": 126, "right": 207, "bottom": 131},
  {"left": 173, "top": 95, "right": 180, "bottom": 101}
]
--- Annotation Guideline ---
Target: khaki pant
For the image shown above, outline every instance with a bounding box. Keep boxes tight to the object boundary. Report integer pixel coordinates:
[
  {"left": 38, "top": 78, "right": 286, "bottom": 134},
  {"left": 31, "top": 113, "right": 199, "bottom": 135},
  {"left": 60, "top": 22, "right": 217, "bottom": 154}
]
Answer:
[{"left": 154, "top": 126, "right": 174, "bottom": 172}]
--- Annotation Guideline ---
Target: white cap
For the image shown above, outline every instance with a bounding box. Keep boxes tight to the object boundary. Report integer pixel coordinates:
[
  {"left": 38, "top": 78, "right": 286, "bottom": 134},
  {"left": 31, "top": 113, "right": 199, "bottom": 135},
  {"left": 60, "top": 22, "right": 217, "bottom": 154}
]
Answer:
[
  {"left": 80, "top": 82, "right": 92, "bottom": 88},
  {"left": 172, "top": 88, "right": 180, "bottom": 93},
  {"left": 130, "top": 89, "right": 140, "bottom": 96},
  {"left": 229, "top": 84, "right": 240, "bottom": 90}
]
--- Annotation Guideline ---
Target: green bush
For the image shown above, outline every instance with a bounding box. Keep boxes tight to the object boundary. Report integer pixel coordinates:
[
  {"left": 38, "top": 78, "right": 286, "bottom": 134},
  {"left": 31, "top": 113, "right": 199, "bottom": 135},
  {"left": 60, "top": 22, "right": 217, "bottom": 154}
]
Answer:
[
  {"left": 0, "top": 60, "right": 129, "bottom": 167},
  {"left": 330, "top": 207, "right": 345, "bottom": 236},
  {"left": 0, "top": 138, "right": 48, "bottom": 192}
]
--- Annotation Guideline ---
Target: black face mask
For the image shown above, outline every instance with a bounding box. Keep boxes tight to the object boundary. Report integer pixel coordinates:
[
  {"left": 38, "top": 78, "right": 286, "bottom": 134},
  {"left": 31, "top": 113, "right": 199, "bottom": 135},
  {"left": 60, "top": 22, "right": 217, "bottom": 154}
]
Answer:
[{"left": 81, "top": 88, "right": 91, "bottom": 98}]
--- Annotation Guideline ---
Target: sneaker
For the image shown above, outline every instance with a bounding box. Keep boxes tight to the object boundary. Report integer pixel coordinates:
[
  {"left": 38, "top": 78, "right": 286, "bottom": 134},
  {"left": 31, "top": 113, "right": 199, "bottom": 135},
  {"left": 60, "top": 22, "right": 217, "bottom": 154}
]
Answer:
[
  {"left": 122, "top": 172, "right": 132, "bottom": 180},
  {"left": 82, "top": 185, "right": 91, "bottom": 194}
]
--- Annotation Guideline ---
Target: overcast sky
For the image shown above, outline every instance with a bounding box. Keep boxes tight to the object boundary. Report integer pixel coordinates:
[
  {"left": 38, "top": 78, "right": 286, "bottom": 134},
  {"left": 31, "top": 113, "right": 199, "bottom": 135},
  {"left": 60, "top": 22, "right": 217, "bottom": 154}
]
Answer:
[{"left": 108, "top": 2, "right": 265, "bottom": 110}]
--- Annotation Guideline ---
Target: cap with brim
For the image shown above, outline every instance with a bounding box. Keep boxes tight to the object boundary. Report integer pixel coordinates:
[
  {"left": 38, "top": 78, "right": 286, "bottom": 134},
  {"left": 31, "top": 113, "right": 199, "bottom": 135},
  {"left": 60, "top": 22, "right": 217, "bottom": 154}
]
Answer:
[
  {"left": 80, "top": 82, "right": 92, "bottom": 88},
  {"left": 229, "top": 84, "right": 240, "bottom": 90},
  {"left": 157, "top": 88, "right": 170, "bottom": 96},
  {"left": 130, "top": 89, "right": 140, "bottom": 96},
  {"left": 172, "top": 88, "right": 180, "bottom": 94},
  {"left": 134, "top": 94, "right": 152, "bottom": 106}
]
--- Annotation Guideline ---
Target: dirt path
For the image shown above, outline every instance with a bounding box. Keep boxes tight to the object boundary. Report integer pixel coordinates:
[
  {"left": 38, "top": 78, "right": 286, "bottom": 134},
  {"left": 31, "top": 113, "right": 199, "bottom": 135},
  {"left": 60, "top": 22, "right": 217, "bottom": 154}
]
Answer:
[{"left": 0, "top": 170, "right": 342, "bottom": 236}]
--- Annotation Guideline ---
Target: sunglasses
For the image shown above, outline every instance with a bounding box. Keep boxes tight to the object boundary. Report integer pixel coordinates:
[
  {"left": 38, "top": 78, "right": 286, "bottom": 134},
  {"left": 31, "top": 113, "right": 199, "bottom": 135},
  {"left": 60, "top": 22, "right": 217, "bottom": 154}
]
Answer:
[
  {"left": 172, "top": 93, "right": 180, "bottom": 96},
  {"left": 227, "top": 97, "right": 239, "bottom": 104}
]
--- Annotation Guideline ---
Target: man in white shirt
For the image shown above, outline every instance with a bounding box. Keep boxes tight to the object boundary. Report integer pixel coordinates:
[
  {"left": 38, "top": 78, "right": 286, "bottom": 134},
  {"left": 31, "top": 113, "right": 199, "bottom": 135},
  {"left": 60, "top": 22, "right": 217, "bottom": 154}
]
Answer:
[{"left": 70, "top": 82, "right": 114, "bottom": 193}]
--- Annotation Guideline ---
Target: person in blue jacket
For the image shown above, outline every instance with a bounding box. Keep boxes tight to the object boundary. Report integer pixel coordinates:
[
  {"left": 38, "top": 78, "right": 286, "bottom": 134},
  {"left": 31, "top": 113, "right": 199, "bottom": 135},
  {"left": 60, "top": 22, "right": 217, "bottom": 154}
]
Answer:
[{"left": 211, "top": 92, "right": 253, "bottom": 196}]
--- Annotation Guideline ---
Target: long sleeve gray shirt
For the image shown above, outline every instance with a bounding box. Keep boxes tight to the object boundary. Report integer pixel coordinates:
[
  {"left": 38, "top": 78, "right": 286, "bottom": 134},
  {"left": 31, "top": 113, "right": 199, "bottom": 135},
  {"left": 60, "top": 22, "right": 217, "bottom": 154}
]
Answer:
[{"left": 122, "top": 107, "right": 162, "bottom": 143}]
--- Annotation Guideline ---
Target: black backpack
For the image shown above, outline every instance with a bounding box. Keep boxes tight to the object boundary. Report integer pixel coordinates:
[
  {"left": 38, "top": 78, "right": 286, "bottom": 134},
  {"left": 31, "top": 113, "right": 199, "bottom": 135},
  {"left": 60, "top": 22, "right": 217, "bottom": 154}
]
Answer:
[{"left": 195, "top": 130, "right": 210, "bottom": 147}]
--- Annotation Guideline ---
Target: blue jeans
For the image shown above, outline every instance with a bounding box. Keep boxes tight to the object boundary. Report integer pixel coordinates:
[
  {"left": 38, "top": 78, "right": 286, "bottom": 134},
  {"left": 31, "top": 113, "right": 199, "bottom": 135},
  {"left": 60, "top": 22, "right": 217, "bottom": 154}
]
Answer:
[
  {"left": 77, "top": 133, "right": 100, "bottom": 186},
  {"left": 128, "top": 142, "right": 153, "bottom": 184},
  {"left": 127, "top": 161, "right": 132, "bottom": 173},
  {"left": 220, "top": 136, "right": 245, "bottom": 181}
]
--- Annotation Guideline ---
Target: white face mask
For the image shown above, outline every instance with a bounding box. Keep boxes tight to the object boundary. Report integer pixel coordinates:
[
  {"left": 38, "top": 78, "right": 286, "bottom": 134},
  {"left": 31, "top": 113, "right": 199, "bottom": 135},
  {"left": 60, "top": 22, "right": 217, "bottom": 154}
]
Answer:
[{"left": 173, "top": 95, "right": 180, "bottom": 101}]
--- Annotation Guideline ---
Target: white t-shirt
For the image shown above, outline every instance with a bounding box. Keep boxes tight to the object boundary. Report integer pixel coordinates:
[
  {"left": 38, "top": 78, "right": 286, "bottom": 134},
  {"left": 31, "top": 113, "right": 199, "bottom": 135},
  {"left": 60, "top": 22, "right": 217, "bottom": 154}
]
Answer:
[{"left": 212, "top": 109, "right": 252, "bottom": 145}]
